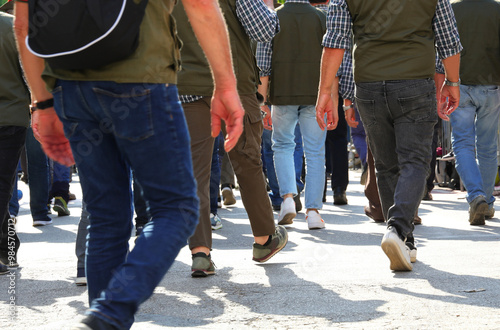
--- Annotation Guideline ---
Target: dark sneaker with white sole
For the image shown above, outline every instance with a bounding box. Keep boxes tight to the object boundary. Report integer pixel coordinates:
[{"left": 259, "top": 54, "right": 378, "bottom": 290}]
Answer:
[
  {"left": 252, "top": 225, "right": 288, "bottom": 263},
  {"left": 381, "top": 226, "right": 412, "bottom": 271}
]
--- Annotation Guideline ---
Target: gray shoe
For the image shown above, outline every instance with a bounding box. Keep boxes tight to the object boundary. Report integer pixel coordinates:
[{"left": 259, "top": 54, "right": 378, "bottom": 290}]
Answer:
[
  {"left": 191, "top": 252, "right": 215, "bottom": 277},
  {"left": 252, "top": 225, "right": 288, "bottom": 263},
  {"left": 485, "top": 206, "right": 495, "bottom": 219},
  {"left": 381, "top": 226, "right": 412, "bottom": 271},
  {"left": 469, "top": 196, "right": 489, "bottom": 225}
]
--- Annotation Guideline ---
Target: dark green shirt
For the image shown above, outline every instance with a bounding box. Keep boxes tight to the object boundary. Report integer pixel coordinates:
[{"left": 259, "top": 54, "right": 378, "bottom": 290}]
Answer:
[
  {"left": 452, "top": 0, "right": 500, "bottom": 85},
  {"left": 173, "top": 0, "right": 260, "bottom": 97},
  {"left": 269, "top": 2, "right": 326, "bottom": 105},
  {"left": 42, "top": 0, "right": 181, "bottom": 89},
  {"left": 0, "top": 12, "right": 30, "bottom": 128}
]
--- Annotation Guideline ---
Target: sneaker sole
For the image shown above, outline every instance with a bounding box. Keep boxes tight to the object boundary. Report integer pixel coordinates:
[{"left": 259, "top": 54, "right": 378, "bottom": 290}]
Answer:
[
  {"left": 211, "top": 224, "right": 223, "bottom": 230},
  {"left": 53, "top": 205, "right": 70, "bottom": 216},
  {"left": 469, "top": 202, "right": 489, "bottom": 225},
  {"left": 381, "top": 237, "right": 412, "bottom": 271},
  {"left": 75, "top": 278, "right": 87, "bottom": 286},
  {"left": 33, "top": 220, "right": 53, "bottom": 227},
  {"left": 278, "top": 212, "right": 295, "bottom": 225},
  {"left": 308, "top": 222, "right": 325, "bottom": 230},
  {"left": 409, "top": 250, "right": 417, "bottom": 263},
  {"left": 191, "top": 269, "right": 215, "bottom": 277},
  {"left": 222, "top": 190, "right": 236, "bottom": 206}
]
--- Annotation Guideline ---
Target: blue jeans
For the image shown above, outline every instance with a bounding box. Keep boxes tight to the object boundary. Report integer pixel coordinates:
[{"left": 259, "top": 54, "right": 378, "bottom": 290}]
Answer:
[
  {"left": 262, "top": 122, "right": 303, "bottom": 206},
  {"left": 450, "top": 84, "right": 500, "bottom": 205},
  {"left": 355, "top": 79, "right": 437, "bottom": 239},
  {"left": 210, "top": 132, "right": 222, "bottom": 214},
  {"left": 25, "top": 127, "right": 51, "bottom": 222},
  {"left": 49, "top": 161, "right": 71, "bottom": 202},
  {"left": 9, "top": 176, "right": 19, "bottom": 217},
  {"left": 272, "top": 105, "right": 325, "bottom": 209},
  {"left": 350, "top": 107, "right": 367, "bottom": 167},
  {"left": 53, "top": 81, "right": 198, "bottom": 329}
]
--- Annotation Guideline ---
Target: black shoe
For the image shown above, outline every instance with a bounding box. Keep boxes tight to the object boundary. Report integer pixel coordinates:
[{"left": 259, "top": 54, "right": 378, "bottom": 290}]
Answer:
[
  {"left": 0, "top": 262, "right": 9, "bottom": 275},
  {"left": 333, "top": 188, "right": 348, "bottom": 205},
  {"left": 53, "top": 196, "right": 70, "bottom": 216},
  {"left": 272, "top": 204, "right": 281, "bottom": 211},
  {"left": 0, "top": 254, "right": 18, "bottom": 268},
  {"left": 76, "top": 314, "right": 119, "bottom": 330},
  {"left": 294, "top": 193, "right": 302, "bottom": 212}
]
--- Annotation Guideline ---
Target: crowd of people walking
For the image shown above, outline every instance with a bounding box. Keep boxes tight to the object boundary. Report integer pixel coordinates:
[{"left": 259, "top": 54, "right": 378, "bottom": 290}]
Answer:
[{"left": 0, "top": 0, "right": 499, "bottom": 329}]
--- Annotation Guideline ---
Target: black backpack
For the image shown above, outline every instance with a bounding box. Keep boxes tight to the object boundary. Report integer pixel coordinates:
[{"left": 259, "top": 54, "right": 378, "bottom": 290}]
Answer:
[{"left": 27, "top": 0, "right": 149, "bottom": 70}]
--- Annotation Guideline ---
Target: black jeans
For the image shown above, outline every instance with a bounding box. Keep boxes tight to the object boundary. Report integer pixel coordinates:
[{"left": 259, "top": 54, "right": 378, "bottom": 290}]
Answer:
[
  {"left": 325, "top": 95, "right": 349, "bottom": 191},
  {"left": 356, "top": 79, "right": 437, "bottom": 239},
  {"left": 0, "top": 126, "right": 27, "bottom": 260}
]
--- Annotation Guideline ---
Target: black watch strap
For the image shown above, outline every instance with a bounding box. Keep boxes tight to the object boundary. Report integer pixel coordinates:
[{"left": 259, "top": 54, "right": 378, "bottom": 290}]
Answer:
[{"left": 35, "top": 98, "right": 54, "bottom": 110}]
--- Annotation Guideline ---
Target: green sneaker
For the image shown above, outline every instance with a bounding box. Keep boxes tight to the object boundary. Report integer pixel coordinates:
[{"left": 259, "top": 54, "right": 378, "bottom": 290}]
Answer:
[
  {"left": 191, "top": 252, "right": 215, "bottom": 277},
  {"left": 252, "top": 225, "right": 288, "bottom": 263},
  {"left": 53, "top": 196, "right": 70, "bottom": 216}
]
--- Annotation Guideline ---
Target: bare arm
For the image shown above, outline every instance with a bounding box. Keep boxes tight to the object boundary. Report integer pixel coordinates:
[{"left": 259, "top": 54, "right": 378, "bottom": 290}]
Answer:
[
  {"left": 438, "top": 53, "right": 461, "bottom": 121},
  {"left": 13, "top": 3, "right": 52, "bottom": 103},
  {"left": 182, "top": 0, "right": 244, "bottom": 151},
  {"left": 257, "top": 75, "right": 272, "bottom": 130},
  {"left": 316, "top": 48, "right": 344, "bottom": 131},
  {"left": 14, "top": 2, "right": 74, "bottom": 166}
]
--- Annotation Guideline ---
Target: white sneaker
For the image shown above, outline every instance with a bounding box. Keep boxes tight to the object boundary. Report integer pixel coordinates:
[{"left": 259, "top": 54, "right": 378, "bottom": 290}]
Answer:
[
  {"left": 381, "top": 227, "right": 412, "bottom": 271},
  {"left": 277, "top": 197, "right": 296, "bottom": 225},
  {"left": 211, "top": 213, "right": 223, "bottom": 230},
  {"left": 306, "top": 210, "right": 325, "bottom": 229}
]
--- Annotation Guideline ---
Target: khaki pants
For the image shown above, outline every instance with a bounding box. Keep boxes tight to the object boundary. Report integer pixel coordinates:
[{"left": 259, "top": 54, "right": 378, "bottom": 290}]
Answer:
[{"left": 184, "top": 94, "right": 275, "bottom": 250}]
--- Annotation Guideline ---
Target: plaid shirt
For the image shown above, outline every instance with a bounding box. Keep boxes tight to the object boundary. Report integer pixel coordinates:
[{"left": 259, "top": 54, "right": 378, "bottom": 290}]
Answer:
[
  {"left": 323, "top": 0, "right": 462, "bottom": 59},
  {"left": 256, "top": 0, "right": 354, "bottom": 101},
  {"left": 180, "top": 0, "right": 279, "bottom": 104},
  {"left": 323, "top": 0, "right": 462, "bottom": 96}
]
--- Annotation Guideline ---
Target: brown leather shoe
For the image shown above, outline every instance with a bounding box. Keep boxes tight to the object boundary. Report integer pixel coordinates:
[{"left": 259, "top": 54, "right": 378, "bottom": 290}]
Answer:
[
  {"left": 413, "top": 215, "right": 422, "bottom": 225},
  {"left": 364, "top": 205, "right": 384, "bottom": 222}
]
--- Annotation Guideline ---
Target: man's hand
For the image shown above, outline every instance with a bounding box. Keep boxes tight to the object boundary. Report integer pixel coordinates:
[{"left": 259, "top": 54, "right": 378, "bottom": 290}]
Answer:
[
  {"left": 438, "top": 84, "right": 460, "bottom": 121},
  {"left": 316, "top": 92, "right": 338, "bottom": 131},
  {"left": 345, "top": 107, "right": 358, "bottom": 128},
  {"left": 211, "top": 88, "right": 244, "bottom": 152},
  {"left": 261, "top": 105, "right": 272, "bottom": 130},
  {"left": 32, "top": 108, "right": 75, "bottom": 166}
]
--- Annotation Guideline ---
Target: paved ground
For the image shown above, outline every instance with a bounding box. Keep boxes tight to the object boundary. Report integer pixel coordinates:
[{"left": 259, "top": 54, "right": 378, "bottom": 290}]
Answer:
[{"left": 1, "top": 169, "right": 500, "bottom": 329}]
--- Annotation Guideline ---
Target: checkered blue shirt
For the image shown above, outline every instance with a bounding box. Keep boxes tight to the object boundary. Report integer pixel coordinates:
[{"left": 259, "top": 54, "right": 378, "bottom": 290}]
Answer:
[{"left": 179, "top": 0, "right": 279, "bottom": 104}]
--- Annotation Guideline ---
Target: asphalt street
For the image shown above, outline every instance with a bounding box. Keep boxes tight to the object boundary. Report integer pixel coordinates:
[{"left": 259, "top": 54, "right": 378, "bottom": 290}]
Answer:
[{"left": 1, "top": 169, "right": 499, "bottom": 329}]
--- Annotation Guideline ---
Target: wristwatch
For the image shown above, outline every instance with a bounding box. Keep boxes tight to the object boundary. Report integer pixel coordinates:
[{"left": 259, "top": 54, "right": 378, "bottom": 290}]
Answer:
[
  {"left": 343, "top": 104, "right": 354, "bottom": 111},
  {"left": 444, "top": 79, "right": 460, "bottom": 87},
  {"left": 30, "top": 98, "right": 54, "bottom": 114}
]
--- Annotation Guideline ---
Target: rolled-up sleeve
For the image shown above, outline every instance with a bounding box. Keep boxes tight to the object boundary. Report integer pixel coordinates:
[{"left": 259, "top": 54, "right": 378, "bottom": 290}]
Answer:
[
  {"left": 256, "top": 42, "right": 273, "bottom": 77},
  {"left": 339, "top": 51, "right": 354, "bottom": 101},
  {"left": 322, "top": 0, "right": 352, "bottom": 49},
  {"left": 433, "top": 0, "right": 463, "bottom": 59},
  {"left": 236, "top": 0, "right": 280, "bottom": 43}
]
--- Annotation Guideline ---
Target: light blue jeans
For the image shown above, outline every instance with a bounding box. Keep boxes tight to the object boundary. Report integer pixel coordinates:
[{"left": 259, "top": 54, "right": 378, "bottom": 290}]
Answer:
[
  {"left": 450, "top": 84, "right": 500, "bottom": 205},
  {"left": 272, "top": 105, "right": 326, "bottom": 210}
]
